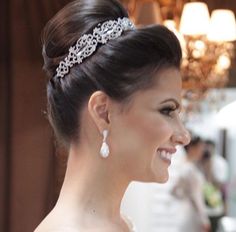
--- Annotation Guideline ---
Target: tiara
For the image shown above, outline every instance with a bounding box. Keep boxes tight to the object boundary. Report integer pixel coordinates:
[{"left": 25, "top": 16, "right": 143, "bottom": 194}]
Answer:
[{"left": 56, "top": 17, "right": 135, "bottom": 78}]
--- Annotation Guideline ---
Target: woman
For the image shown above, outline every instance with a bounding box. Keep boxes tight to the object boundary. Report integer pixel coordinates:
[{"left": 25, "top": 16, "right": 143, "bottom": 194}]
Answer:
[
  {"left": 172, "top": 136, "right": 210, "bottom": 232},
  {"left": 35, "top": 0, "right": 190, "bottom": 231}
]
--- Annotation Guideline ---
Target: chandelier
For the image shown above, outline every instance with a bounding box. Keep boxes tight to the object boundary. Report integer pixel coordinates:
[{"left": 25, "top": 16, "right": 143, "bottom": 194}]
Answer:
[{"left": 120, "top": 0, "right": 236, "bottom": 100}]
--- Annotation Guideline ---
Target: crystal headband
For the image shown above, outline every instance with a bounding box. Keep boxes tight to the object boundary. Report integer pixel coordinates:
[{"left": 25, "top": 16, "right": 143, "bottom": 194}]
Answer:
[{"left": 56, "top": 17, "right": 135, "bottom": 78}]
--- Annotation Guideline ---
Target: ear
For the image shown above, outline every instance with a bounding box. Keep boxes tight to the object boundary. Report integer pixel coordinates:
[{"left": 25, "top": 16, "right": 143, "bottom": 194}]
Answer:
[{"left": 87, "top": 91, "right": 111, "bottom": 134}]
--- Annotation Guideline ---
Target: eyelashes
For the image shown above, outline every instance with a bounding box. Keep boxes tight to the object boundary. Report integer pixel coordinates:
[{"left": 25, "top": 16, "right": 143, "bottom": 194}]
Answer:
[{"left": 159, "top": 106, "right": 178, "bottom": 117}]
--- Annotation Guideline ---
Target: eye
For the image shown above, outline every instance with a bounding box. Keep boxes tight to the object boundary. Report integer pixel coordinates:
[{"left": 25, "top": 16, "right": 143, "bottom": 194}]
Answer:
[{"left": 160, "top": 106, "right": 177, "bottom": 117}]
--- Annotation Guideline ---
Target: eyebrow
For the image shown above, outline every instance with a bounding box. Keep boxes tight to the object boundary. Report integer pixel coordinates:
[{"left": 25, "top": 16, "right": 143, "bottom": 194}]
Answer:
[{"left": 160, "top": 98, "right": 181, "bottom": 110}]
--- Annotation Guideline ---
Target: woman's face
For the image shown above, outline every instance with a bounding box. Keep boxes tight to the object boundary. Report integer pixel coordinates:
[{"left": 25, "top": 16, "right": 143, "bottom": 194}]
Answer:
[{"left": 109, "top": 68, "right": 190, "bottom": 183}]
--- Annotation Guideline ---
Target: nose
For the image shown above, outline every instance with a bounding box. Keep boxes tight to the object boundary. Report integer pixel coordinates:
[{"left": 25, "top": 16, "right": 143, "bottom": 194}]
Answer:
[{"left": 171, "top": 123, "right": 191, "bottom": 146}]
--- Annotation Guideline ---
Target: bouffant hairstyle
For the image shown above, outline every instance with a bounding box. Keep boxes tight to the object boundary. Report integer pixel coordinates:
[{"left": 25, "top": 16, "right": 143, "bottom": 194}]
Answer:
[{"left": 42, "top": 0, "right": 182, "bottom": 148}]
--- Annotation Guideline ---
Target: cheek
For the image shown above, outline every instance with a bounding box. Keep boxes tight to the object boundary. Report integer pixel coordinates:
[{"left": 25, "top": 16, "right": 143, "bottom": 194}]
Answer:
[
  {"left": 138, "top": 113, "right": 173, "bottom": 147},
  {"left": 152, "top": 117, "right": 173, "bottom": 145},
  {"left": 110, "top": 112, "right": 173, "bottom": 156},
  {"left": 109, "top": 112, "right": 174, "bottom": 182}
]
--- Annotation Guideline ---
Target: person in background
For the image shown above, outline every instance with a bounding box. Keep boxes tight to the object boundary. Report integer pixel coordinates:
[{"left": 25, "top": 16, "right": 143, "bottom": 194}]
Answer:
[
  {"left": 172, "top": 135, "right": 210, "bottom": 232},
  {"left": 199, "top": 140, "right": 229, "bottom": 232}
]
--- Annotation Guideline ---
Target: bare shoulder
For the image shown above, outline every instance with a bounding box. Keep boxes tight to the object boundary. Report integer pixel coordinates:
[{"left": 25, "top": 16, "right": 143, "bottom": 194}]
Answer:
[
  {"left": 34, "top": 212, "right": 79, "bottom": 232},
  {"left": 34, "top": 220, "right": 125, "bottom": 232},
  {"left": 34, "top": 217, "right": 81, "bottom": 232},
  {"left": 34, "top": 210, "right": 134, "bottom": 232},
  {"left": 35, "top": 227, "right": 125, "bottom": 232},
  {"left": 35, "top": 228, "right": 78, "bottom": 232},
  {"left": 34, "top": 220, "right": 85, "bottom": 232}
]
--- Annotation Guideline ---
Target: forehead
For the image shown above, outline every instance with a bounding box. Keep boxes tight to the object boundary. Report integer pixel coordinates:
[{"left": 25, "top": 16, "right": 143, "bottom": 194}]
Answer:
[
  {"left": 151, "top": 67, "right": 182, "bottom": 91},
  {"left": 120, "top": 67, "right": 182, "bottom": 110},
  {"left": 136, "top": 67, "right": 182, "bottom": 101},
  {"left": 116, "top": 67, "right": 182, "bottom": 112}
]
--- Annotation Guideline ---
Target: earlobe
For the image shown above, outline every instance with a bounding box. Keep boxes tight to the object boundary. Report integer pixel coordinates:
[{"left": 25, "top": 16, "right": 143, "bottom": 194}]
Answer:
[{"left": 87, "top": 91, "right": 110, "bottom": 133}]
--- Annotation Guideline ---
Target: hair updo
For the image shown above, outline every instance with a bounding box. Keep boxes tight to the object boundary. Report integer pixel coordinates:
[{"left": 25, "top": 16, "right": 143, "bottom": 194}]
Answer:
[{"left": 42, "top": 0, "right": 182, "bottom": 148}]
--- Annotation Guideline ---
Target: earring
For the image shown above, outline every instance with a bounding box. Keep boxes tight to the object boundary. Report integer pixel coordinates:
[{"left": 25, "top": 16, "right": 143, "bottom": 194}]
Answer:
[{"left": 100, "top": 130, "right": 110, "bottom": 158}]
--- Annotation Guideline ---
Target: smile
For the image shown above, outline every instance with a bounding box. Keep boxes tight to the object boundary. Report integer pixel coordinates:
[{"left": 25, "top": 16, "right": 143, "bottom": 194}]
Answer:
[
  {"left": 157, "top": 148, "right": 176, "bottom": 164},
  {"left": 157, "top": 150, "right": 172, "bottom": 163}
]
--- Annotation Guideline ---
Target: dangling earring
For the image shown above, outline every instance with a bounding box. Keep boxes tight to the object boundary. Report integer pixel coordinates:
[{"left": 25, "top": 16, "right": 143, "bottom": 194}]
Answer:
[{"left": 100, "top": 130, "right": 110, "bottom": 158}]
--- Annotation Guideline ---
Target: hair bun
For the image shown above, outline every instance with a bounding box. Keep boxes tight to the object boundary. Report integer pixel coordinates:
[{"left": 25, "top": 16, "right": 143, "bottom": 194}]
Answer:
[{"left": 41, "top": 0, "right": 128, "bottom": 78}]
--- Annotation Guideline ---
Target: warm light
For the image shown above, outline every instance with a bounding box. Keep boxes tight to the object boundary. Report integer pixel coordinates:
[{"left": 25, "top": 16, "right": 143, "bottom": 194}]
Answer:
[
  {"left": 217, "top": 55, "right": 231, "bottom": 70},
  {"left": 180, "top": 2, "right": 210, "bottom": 36},
  {"left": 134, "top": 1, "right": 162, "bottom": 26},
  {"left": 207, "top": 10, "right": 236, "bottom": 42},
  {"left": 163, "top": 19, "right": 186, "bottom": 54},
  {"left": 192, "top": 40, "right": 206, "bottom": 58},
  {"left": 124, "top": 0, "right": 235, "bottom": 101},
  {"left": 163, "top": 19, "right": 176, "bottom": 31}
]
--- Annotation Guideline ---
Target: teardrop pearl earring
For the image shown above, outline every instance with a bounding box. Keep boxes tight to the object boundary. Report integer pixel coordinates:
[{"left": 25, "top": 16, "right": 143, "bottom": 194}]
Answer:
[{"left": 100, "top": 130, "right": 110, "bottom": 158}]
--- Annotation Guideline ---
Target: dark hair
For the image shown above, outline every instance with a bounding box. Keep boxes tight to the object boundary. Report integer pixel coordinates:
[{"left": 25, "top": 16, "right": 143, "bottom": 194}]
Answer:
[
  {"left": 202, "top": 150, "right": 211, "bottom": 160},
  {"left": 205, "top": 139, "right": 215, "bottom": 147},
  {"left": 41, "top": 0, "right": 182, "bottom": 148},
  {"left": 202, "top": 139, "right": 215, "bottom": 160},
  {"left": 184, "top": 135, "right": 203, "bottom": 151}
]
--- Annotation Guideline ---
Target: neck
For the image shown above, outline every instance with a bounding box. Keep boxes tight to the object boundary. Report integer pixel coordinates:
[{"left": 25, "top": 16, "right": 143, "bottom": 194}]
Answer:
[{"left": 56, "top": 142, "right": 130, "bottom": 223}]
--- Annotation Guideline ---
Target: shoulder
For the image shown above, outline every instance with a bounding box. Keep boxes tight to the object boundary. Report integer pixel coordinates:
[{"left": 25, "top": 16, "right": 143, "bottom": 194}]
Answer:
[
  {"left": 34, "top": 229, "right": 74, "bottom": 232},
  {"left": 34, "top": 226, "right": 79, "bottom": 232},
  {"left": 34, "top": 214, "right": 79, "bottom": 232}
]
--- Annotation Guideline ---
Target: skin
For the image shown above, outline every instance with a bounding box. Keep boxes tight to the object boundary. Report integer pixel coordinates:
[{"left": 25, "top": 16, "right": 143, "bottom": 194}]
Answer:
[
  {"left": 186, "top": 142, "right": 205, "bottom": 162},
  {"left": 35, "top": 67, "right": 190, "bottom": 232}
]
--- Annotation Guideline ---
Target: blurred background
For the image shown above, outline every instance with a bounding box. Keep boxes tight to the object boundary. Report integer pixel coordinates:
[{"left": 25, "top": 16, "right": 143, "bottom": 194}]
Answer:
[{"left": 1, "top": 0, "right": 236, "bottom": 231}]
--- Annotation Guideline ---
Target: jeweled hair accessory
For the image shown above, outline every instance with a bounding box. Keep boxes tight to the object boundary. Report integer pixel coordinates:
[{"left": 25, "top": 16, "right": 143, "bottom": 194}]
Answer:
[{"left": 56, "top": 17, "right": 135, "bottom": 78}]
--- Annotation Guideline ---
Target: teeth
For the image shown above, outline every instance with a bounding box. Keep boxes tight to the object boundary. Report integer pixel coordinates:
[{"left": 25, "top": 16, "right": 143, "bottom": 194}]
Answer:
[
  {"left": 158, "top": 150, "right": 171, "bottom": 161},
  {"left": 167, "top": 153, "right": 171, "bottom": 160},
  {"left": 161, "top": 150, "right": 166, "bottom": 158}
]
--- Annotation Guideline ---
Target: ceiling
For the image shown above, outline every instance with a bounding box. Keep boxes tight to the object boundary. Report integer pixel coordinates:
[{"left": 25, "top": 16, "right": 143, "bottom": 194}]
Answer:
[{"left": 2, "top": 0, "right": 236, "bottom": 87}]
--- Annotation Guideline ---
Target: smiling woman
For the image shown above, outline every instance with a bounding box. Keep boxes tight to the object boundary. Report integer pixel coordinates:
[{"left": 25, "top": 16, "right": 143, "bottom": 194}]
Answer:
[{"left": 35, "top": 0, "right": 190, "bottom": 231}]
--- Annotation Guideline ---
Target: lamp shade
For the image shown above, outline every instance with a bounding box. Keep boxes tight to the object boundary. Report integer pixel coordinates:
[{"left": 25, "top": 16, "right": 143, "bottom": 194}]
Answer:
[
  {"left": 180, "top": 2, "right": 210, "bottom": 36},
  {"left": 134, "top": 0, "right": 162, "bottom": 26},
  {"left": 207, "top": 10, "right": 236, "bottom": 42}
]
